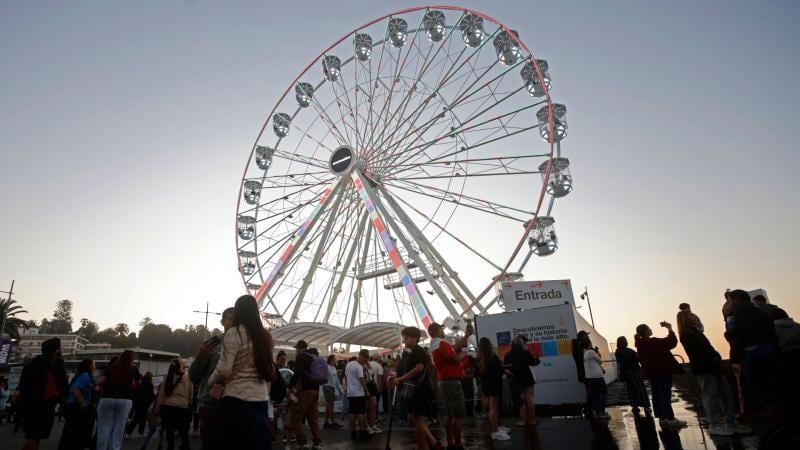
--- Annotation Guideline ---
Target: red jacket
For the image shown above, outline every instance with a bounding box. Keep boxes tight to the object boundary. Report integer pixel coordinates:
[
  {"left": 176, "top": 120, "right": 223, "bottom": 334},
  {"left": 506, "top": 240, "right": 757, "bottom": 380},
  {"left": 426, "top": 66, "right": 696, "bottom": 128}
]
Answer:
[{"left": 635, "top": 331, "right": 683, "bottom": 379}]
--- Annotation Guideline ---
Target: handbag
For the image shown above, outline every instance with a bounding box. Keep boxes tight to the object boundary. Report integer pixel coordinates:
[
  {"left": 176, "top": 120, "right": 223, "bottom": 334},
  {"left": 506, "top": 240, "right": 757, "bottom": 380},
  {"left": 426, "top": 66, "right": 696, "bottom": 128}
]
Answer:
[{"left": 364, "top": 367, "right": 379, "bottom": 396}]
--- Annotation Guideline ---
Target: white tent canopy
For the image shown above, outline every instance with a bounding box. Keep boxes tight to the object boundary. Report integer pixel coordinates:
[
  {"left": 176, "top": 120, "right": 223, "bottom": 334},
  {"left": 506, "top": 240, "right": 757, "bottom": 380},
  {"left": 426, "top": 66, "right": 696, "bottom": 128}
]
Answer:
[
  {"left": 269, "top": 321, "right": 427, "bottom": 350},
  {"left": 335, "top": 322, "right": 429, "bottom": 350},
  {"left": 270, "top": 322, "right": 345, "bottom": 348}
]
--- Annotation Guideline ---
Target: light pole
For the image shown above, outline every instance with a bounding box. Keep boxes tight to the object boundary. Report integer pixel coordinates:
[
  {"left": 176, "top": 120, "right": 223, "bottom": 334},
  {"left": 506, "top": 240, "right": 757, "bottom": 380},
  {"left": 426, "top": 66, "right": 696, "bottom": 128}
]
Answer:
[
  {"left": 0, "top": 280, "right": 15, "bottom": 339},
  {"left": 193, "top": 302, "right": 221, "bottom": 331},
  {"left": 579, "top": 286, "right": 596, "bottom": 329}
]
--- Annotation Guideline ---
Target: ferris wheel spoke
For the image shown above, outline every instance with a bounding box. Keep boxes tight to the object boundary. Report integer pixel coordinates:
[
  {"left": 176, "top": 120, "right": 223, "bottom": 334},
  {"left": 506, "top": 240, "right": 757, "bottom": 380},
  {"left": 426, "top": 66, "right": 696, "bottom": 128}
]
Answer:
[
  {"left": 379, "top": 186, "right": 487, "bottom": 314},
  {"left": 385, "top": 84, "right": 529, "bottom": 170},
  {"left": 377, "top": 57, "right": 526, "bottom": 169},
  {"left": 253, "top": 176, "right": 348, "bottom": 308},
  {"left": 323, "top": 210, "right": 369, "bottom": 323},
  {"left": 385, "top": 179, "right": 530, "bottom": 222},
  {"left": 362, "top": 13, "right": 427, "bottom": 154},
  {"left": 371, "top": 25, "right": 494, "bottom": 162}
]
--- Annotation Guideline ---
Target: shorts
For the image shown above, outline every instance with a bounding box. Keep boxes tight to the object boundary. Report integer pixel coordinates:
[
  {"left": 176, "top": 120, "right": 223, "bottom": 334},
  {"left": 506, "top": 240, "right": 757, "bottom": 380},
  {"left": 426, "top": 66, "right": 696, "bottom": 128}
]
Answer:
[
  {"left": 439, "top": 379, "right": 467, "bottom": 417},
  {"left": 323, "top": 386, "right": 336, "bottom": 403},
  {"left": 406, "top": 393, "right": 431, "bottom": 417},
  {"left": 23, "top": 402, "right": 56, "bottom": 440},
  {"left": 348, "top": 396, "right": 367, "bottom": 415}
]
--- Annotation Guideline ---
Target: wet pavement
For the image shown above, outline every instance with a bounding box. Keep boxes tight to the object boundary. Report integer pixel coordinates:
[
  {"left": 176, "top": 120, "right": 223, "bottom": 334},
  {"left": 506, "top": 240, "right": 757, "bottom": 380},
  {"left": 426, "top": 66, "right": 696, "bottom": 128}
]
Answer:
[{"left": 0, "top": 390, "right": 771, "bottom": 449}]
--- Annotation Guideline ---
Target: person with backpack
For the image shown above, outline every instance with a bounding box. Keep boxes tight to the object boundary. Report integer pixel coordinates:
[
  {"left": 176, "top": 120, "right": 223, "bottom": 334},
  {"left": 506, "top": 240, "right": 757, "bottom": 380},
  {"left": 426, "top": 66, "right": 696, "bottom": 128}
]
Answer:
[
  {"left": 96, "top": 350, "right": 140, "bottom": 450},
  {"left": 126, "top": 371, "right": 155, "bottom": 438},
  {"left": 389, "top": 327, "right": 445, "bottom": 450},
  {"left": 287, "top": 341, "right": 325, "bottom": 449},
  {"left": 188, "top": 307, "right": 235, "bottom": 450},
  {"left": 154, "top": 360, "right": 193, "bottom": 450},
  {"left": 18, "top": 337, "right": 68, "bottom": 450}
]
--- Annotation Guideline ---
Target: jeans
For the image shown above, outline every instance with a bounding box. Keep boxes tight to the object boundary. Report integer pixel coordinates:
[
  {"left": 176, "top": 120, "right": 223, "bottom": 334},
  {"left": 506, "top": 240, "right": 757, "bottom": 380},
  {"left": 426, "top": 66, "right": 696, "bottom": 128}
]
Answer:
[
  {"left": 650, "top": 377, "right": 674, "bottom": 420},
  {"left": 586, "top": 378, "right": 607, "bottom": 414},
  {"left": 96, "top": 398, "right": 133, "bottom": 450},
  {"left": 697, "top": 374, "right": 736, "bottom": 423},
  {"left": 216, "top": 397, "right": 271, "bottom": 450},
  {"left": 291, "top": 390, "right": 321, "bottom": 445},
  {"left": 142, "top": 422, "right": 165, "bottom": 449}
]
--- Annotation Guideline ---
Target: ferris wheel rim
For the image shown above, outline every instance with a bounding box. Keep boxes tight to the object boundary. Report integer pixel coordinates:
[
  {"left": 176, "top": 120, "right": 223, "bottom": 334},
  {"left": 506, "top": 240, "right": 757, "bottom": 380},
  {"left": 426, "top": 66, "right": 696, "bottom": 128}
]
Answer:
[{"left": 234, "top": 5, "right": 560, "bottom": 320}]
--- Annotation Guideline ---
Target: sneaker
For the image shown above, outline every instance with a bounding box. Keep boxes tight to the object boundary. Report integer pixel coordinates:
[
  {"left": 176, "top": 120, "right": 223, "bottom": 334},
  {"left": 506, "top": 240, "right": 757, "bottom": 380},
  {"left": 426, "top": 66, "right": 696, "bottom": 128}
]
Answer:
[
  {"left": 728, "top": 422, "right": 752, "bottom": 434},
  {"left": 492, "top": 431, "right": 511, "bottom": 441},
  {"left": 331, "top": 422, "right": 343, "bottom": 429},
  {"left": 708, "top": 425, "right": 735, "bottom": 436},
  {"left": 671, "top": 419, "right": 688, "bottom": 427},
  {"left": 372, "top": 425, "right": 383, "bottom": 433},
  {"left": 312, "top": 445, "right": 323, "bottom": 450},
  {"left": 398, "top": 420, "right": 409, "bottom": 426},
  {"left": 499, "top": 425, "right": 510, "bottom": 433}
]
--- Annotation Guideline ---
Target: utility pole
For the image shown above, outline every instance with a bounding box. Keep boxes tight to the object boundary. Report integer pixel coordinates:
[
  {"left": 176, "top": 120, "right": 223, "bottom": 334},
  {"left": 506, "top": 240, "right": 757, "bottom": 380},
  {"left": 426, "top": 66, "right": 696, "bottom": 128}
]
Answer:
[
  {"left": 192, "top": 302, "right": 221, "bottom": 331},
  {"left": 0, "top": 280, "right": 15, "bottom": 339},
  {"left": 580, "top": 286, "right": 596, "bottom": 329}
]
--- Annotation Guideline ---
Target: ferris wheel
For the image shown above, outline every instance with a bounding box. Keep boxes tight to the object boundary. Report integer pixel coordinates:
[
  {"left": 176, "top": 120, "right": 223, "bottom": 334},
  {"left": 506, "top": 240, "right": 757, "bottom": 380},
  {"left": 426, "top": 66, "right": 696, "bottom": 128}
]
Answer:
[{"left": 235, "top": 6, "right": 574, "bottom": 332}]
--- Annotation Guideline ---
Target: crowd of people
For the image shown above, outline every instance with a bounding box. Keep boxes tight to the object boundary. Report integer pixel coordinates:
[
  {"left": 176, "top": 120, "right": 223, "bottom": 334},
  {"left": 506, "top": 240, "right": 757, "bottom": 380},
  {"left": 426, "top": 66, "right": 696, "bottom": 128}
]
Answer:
[
  {"left": 3, "top": 289, "right": 799, "bottom": 449},
  {"left": 613, "top": 289, "right": 800, "bottom": 436}
]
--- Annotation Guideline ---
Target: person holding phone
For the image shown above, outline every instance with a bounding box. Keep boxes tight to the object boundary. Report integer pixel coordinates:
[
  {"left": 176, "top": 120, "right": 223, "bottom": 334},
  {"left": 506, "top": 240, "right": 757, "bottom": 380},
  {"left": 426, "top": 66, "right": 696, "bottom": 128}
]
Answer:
[
  {"left": 188, "top": 307, "right": 235, "bottom": 450},
  {"left": 635, "top": 321, "right": 687, "bottom": 430}
]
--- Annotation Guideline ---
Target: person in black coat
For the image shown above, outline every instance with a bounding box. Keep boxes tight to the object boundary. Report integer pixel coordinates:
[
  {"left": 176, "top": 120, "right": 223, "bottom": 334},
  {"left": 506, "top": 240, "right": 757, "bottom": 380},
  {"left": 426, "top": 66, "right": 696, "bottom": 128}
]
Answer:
[
  {"left": 18, "top": 337, "right": 68, "bottom": 450},
  {"left": 126, "top": 371, "right": 155, "bottom": 436},
  {"left": 677, "top": 309, "right": 751, "bottom": 436}
]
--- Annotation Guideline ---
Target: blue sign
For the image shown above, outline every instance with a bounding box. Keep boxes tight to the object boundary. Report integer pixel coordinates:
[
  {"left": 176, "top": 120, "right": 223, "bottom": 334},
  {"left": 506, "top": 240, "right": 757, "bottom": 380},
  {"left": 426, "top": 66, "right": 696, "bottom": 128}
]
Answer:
[{"left": 0, "top": 340, "right": 12, "bottom": 368}]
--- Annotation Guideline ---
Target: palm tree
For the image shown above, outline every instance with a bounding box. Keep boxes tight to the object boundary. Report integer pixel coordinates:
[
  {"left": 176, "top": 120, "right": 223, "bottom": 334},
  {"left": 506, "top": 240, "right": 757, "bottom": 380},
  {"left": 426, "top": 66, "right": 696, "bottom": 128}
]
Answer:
[
  {"left": 1, "top": 298, "right": 29, "bottom": 339},
  {"left": 114, "top": 323, "right": 129, "bottom": 337}
]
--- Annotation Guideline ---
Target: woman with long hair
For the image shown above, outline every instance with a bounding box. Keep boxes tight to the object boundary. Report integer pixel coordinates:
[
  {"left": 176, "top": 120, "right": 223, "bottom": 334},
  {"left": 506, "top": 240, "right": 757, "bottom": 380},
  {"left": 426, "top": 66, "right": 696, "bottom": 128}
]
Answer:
[
  {"left": 477, "top": 337, "right": 509, "bottom": 441},
  {"left": 96, "top": 350, "right": 138, "bottom": 450},
  {"left": 614, "top": 336, "right": 650, "bottom": 415},
  {"left": 503, "top": 337, "right": 539, "bottom": 427},
  {"left": 635, "top": 322, "right": 686, "bottom": 430},
  {"left": 58, "top": 358, "right": 95, "bottom": 450},
  {"left": 154, "top": 360, "right": 193, "bottom": 450},
  {"left": 209, "top": 295, "right": 275, "bottom": 449}
]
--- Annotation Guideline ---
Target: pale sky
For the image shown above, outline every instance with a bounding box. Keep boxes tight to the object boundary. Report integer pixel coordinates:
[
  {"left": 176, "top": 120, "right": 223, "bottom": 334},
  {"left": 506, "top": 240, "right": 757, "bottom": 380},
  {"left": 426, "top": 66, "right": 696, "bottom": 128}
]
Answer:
[{"left": 1, "top": 1, "right": 798, "bottom": 355}]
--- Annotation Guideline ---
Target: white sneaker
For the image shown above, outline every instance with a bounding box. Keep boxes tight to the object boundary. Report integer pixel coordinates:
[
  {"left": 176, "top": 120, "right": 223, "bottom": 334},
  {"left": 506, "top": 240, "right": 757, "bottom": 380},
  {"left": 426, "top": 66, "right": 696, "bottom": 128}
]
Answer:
[
  {"left": 499, "top": 425, "right": 510, "bottom": 433},
  {"left": 367, "top": 426, "right": 379, "bottom": 435},
  {"left": 491, "top": 431, "right": 511, "bottom": 441},
  {"left": 372, "top": 425, "right": 383, "bottom": 433},
  {"left": 708, "top": 425, "right": 735, "bottom": 436}
]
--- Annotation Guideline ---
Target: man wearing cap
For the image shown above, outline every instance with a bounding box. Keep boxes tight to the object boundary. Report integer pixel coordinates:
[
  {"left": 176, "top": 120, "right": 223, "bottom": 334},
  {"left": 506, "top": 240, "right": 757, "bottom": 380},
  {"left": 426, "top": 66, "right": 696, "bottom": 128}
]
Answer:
[
  {"left": 428, "top": 321, "right": 473, "bottom": 450},
  {"left": 288, "top": 340, "right": 322, "bottom": 449}
]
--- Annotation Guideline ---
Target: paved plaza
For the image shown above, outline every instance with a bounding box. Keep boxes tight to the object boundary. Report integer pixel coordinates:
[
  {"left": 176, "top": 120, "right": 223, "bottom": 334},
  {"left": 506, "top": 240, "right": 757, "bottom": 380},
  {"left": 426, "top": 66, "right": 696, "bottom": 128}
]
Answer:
[{"left": 0, "top": 394, "right": 769, "bottom": 450}]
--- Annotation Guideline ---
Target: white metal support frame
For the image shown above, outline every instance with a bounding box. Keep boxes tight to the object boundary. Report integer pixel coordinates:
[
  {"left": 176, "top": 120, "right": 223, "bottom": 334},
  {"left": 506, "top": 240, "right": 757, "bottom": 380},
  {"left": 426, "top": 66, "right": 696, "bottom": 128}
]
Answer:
[
  {"left": 378, "top": 185, "right": 486, "bottom": 316},
  {"left": 351, "top": 169, "right": 437, "bottom": 328},
  {"left": 323, "top": 210, "right": 369, "bottom": 323},
  {"left": 254, "top": 176, "right": 348, "bottom": 309},
  {"left": 290, "top": 180, "right": 348, "bottom": 323}
]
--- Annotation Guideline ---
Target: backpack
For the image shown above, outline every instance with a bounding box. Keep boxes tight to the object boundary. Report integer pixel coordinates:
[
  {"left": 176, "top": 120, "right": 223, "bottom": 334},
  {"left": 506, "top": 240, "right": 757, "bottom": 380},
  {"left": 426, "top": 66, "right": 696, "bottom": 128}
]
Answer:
[
  {"left": 270, "top": 370, "right": 287, "bottom": 403},
  {"left": 306, "top": 355, "right": 328, "bottom": 386}
]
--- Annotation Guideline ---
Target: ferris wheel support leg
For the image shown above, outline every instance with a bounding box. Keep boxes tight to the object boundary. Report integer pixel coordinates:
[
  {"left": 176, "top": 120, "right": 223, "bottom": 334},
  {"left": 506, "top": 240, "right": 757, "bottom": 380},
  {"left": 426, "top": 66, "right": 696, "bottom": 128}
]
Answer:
[
  {"left": 290, "top": 181, "right": 348, "bottom": 323},
  {"left": 378, "top": 186, "right": 486, "bottom": 316},
  {"left": 323, "top": 210, "right": 370, "bottom": 323},
  {"left": 254, "top": 177, "right": 348, "bottom": 309},
  {"left": 352, "top": 170, "right": 440, "bottom": 328}
]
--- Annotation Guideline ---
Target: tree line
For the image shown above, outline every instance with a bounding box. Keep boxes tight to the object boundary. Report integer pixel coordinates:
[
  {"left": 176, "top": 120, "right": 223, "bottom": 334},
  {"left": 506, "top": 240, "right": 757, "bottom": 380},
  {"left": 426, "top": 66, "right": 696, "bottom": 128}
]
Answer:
[{"left": 12, "top": 299, "right": 220, "bottom": 358}]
